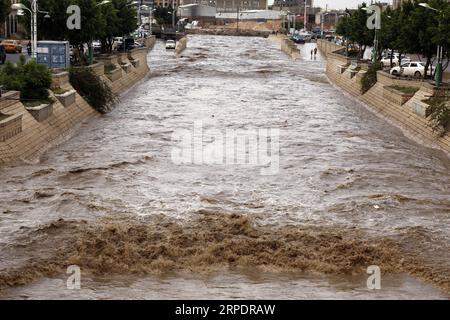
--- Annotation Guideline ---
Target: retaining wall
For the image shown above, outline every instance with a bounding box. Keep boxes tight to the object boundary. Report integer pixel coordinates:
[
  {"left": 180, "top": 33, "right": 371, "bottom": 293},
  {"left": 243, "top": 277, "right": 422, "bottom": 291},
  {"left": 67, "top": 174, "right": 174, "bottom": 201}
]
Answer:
[
  {"left": 0, "top": 46, "right": 151, "bottom": 165},
  {"left": 316, "top": 39, "right": 345, "bottom": 55},
  {"left": 281, "top": 37, "right": 300, "bottom": 60},
  {"left": 324, "top": 50, "right": 450, "bottom": 154}
]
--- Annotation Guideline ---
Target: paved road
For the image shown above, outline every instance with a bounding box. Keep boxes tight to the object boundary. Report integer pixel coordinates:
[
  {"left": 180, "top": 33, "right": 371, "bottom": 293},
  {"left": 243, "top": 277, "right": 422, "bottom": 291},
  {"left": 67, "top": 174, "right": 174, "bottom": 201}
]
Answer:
[{"left": 1, "top": 47, "right": 31, "bottom": 67}]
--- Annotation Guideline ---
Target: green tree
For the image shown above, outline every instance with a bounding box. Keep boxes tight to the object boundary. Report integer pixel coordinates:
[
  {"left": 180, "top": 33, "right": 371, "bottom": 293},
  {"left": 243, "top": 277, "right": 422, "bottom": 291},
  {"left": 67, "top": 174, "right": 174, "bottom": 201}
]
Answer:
[
  {"left": 0, "top": 0, "right": 11, "bottom": 24},
  {"left": 154, "top": 4, "right": 176, "bottom": 26},
  {"left": 336, "top": 4, "right": 375, "bottom": 59},
  {"left": 98, "top": 0, "right": 138, "bottom": 53}
]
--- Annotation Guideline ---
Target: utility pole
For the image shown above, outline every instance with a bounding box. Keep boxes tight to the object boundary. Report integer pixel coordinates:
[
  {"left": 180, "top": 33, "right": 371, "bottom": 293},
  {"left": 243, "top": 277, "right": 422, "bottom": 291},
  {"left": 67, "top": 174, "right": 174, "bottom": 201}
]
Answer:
[
  {"left": 138, "top": 0, "right": 141, "bottom": 27},
  {"left": 172, "top": 0, "right": 176, "bottom": 29},
  {"left": 287, "top": 12, "right": 290, "bottom": 34},
  {"left": 32, "top": 0, "right": 37, "bottom": 60},
  {"left": 236, "top": 4, "right": 239, "bottom": 33},
  {"left": 304, "top": 0, "right": 307, "bottom": 31}
]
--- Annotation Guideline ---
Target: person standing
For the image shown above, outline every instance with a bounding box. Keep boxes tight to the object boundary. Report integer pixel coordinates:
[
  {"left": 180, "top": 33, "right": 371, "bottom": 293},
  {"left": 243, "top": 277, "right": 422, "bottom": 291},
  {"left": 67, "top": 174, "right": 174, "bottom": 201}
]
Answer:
[{"left": 27, "top": 41, "right": 32, "bottom": 56}]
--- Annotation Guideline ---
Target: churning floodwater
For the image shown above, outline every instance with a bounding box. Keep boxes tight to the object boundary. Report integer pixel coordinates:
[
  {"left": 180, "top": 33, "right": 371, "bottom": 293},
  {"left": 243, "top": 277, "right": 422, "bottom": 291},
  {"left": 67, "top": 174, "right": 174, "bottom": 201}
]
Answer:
[{"left": 0, "top": 35, "right": 449, "bottom": 299}]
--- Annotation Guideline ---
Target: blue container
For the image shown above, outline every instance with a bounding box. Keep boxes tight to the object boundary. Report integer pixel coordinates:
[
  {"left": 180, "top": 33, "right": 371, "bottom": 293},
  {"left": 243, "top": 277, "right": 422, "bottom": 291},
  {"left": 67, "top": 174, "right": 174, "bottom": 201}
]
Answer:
[{"left": 36, "top": 41, "right": 70, "bottom": 69}]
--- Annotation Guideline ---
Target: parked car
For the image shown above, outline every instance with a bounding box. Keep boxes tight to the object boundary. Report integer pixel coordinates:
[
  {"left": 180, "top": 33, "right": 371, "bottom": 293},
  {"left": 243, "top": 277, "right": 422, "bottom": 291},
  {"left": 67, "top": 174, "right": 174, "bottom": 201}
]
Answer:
[
  {"left": 390, "top": 61, "right": 429, "bottom": 77},
  {"left": 291, "top": 35, "right": 305, "bottom": 44},
  {"left": 117, "top": 38, "right": 136, "bottom": 52},
  {"left": 1, "top": 40, "right": 22, "bottom": 53},
  {"left": 299, "top": 31, "right": 313, "bottom": 42},
  {"left": 165, "top": 39, "right": 176, "bottom": 50},
  {"left": 92, "top": 40, "right": 101, "bottom": 52},
  {"left": 381, "top": 53, "right": 411, "bottom": 67}
]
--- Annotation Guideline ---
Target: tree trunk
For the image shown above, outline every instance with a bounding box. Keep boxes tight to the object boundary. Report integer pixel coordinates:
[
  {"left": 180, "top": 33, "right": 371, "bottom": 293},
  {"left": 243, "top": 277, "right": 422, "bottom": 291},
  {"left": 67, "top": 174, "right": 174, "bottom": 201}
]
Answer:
[{"left": 390, "top": 48, "right": 394, "bottom": 68}]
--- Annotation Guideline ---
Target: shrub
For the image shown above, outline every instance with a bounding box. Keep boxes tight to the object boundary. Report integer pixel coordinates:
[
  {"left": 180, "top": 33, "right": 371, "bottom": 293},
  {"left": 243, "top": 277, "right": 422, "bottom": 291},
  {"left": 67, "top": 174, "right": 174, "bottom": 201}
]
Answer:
[
  {"left": 0, "top": 56, "right": 52, "bottom": 101},
  {"left": 360, "top": 61, "right": 382, "bottom": 94},
  {"left": 388, "top": 86, "right": 420, "bottom": 95},
  {"left": 69, "top": 67, "right": 118, "bottom": 113},
  {"left": 425, "top": 95, "right": 450, "bottom": 135}
]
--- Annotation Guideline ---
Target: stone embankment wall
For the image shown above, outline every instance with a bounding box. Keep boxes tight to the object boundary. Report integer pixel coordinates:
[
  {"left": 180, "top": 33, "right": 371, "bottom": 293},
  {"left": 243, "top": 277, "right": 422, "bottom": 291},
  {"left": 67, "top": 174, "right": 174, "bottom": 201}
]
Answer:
[
  {"left": 0, "top": 36, "right": 155, "bottom": 165},
  {"left": 281, "top": 37, "right": 300, "bottom": 60},
  {"left": 269, "top": 35, "right": 300, "bottom": 60},
  {"left": 317, "top": 39, "right": 450, "bottom": 153}
]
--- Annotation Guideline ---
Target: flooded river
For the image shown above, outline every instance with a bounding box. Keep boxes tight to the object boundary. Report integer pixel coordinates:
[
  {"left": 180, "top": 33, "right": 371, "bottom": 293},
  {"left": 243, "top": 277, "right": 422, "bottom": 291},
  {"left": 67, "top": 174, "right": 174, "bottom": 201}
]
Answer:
[{"left": 0, "top": 35, "right": 449, "bottom": 299}]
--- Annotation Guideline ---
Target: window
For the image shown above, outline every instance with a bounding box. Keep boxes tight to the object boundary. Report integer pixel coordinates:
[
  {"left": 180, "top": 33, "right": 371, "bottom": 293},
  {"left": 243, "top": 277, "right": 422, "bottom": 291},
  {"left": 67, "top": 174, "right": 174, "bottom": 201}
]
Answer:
[
  {"left": 410, "top": 63, "right": 417, "bottom": 67},
  {"left": 401, "top": 63, "right": 410, "bottom": 68}
]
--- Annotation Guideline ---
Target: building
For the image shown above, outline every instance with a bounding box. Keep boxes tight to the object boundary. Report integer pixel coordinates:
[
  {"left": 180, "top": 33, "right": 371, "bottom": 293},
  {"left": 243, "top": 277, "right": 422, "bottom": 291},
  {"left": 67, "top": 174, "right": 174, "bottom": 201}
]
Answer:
[
  {"left": 180, "top": 1, "right": 267, "bottom": 12},
  {"left": 271, "top": 0, "right": 313, "bottom": 14},
  {"left": 215, "top": 0, "right": 267, "bottom": 12},
  {"left": 178, "top": 3, "right": 217, "bottom": 24},
  {"left": 153, "top": 0, "right": 182, "bottom": 7},
  {"left": 2, "top": 0, "right": 25, "bottom": 39},
  {"left": 270, "top": 0, "right": 319, "bottom": 28},
  {"left": 314, "top": 10, "right": 347, "bottom": 32}
]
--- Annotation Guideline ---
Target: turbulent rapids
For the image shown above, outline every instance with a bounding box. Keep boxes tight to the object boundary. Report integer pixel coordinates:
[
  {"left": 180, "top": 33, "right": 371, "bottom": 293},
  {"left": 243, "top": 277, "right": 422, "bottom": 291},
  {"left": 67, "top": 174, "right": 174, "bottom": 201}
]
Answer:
[{"left": 0, "top": 36, "right": 449, "bottom": 299}]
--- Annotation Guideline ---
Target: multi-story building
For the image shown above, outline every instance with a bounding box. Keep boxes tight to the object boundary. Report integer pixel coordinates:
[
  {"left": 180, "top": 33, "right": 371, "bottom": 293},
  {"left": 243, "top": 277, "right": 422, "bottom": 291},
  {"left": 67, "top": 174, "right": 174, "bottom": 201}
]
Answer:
[
  {"left": 179, "top": 0, "right": 267, "bottom": 12},
  {"left": 271, "top": 0, "right": 313, "bottom": 14},
  {"left": 215, "top": 0, "right": 267, "bottom": 12},
  {"left": 2, "top": 0, "right": 23, "bottom": 39},
  {"left": 153, "top": 0, "right": 182, "bottom": 7}
]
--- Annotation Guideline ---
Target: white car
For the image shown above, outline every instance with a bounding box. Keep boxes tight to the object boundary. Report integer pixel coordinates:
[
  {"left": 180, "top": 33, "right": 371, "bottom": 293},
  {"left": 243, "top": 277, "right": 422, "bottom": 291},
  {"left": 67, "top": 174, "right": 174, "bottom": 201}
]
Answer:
[
  {"left": 113, "top": 37, "right": 123, "bottom": 50},
  {"left": 92, "top": 40, "right": 101, "bottom": 52},
  {"left": 299, "top": 31, "right": 312, "bottom": 42},
  {"left": 381, "top": 53, "right": 411, "bottom": 67},
  {"left": 390, "top": 61, "right": 429, "bottom": 77},
  {"left": 165, "top": 40, "right": 176, "bottom": 50}
]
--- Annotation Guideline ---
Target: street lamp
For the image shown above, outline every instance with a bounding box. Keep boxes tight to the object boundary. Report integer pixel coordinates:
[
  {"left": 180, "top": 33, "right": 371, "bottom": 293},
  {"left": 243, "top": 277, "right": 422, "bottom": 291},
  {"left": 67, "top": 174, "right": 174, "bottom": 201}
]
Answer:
[
  {"left": 11, "top": 1, "right": 50, "bottom": 60},
  {"left": 141, "top": 5, "right": 156, "bottom": 36},
  {"left": 304, "top": 1, "right": 310, "bottom": 31},
  {"left": 419, "top": 2, "right": 444, "bottom": 88}
]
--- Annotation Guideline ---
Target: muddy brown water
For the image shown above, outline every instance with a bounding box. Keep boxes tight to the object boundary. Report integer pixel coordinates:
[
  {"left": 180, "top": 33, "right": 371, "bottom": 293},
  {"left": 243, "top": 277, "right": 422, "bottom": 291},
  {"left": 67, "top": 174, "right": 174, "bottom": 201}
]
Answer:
[{"left": 0, "top": 36, "right": 449, "bottom": 299}]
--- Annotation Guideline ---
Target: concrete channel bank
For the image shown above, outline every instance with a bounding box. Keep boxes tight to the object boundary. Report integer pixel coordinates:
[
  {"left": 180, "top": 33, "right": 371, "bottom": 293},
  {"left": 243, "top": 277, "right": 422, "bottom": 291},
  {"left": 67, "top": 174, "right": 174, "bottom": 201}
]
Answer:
[
  {"left": 317, "top": 39, "right": 450, "bottom": 154},
  {"left": 269, "top": 34, "right": 300, "bottom": 60},
  {"left": 0, "top": 37, "right": 156, "bottom": 165}
]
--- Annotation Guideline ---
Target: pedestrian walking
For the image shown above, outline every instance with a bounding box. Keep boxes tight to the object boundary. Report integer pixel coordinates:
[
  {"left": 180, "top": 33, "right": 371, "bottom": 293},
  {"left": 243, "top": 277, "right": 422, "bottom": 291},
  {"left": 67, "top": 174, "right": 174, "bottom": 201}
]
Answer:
[
  {"left": 314, "top": 47, "right": 318, "bottom": 56},
  {"left": 311, "top": 49, "right": 313, "bottom": 59},
  {"left": 27, "top": 41, "right": 31, "bottom": 56}
]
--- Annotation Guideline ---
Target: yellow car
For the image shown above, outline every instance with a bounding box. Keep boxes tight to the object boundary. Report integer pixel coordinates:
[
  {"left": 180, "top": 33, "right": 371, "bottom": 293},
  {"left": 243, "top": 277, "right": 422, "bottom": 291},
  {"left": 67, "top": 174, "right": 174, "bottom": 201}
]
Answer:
[{"left": 1, "top": 40, "right": 22, "bottom": 54}]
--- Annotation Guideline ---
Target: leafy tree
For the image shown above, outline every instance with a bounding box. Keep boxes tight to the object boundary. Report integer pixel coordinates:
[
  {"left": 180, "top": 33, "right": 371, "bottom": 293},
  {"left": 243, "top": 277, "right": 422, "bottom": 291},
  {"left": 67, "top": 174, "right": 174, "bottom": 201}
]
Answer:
[
  {"left": 336, "top": 3, "right": 374, "bottom": 59},
  {"left": 98, "top": 0, "right": 138, "bottom": 53},
  {"left": 0, "top": 0, "right": 11, "bottom": 24},
  {"left": 154, "top": 4, "right": 176, "bottom": 26},
  {"left": 429, "top": 0, "right": 450, "bottom": 74}
]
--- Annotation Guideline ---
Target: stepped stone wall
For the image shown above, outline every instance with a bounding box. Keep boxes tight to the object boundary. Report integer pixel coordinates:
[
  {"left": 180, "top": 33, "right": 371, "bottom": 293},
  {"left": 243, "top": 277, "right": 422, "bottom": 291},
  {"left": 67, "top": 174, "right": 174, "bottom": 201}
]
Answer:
[
  {"left": 318, "top": 39, "right": 450, "bottom": 154},
  {"left": 0, "top": 42, "right": 153, "bottom": 165}
]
